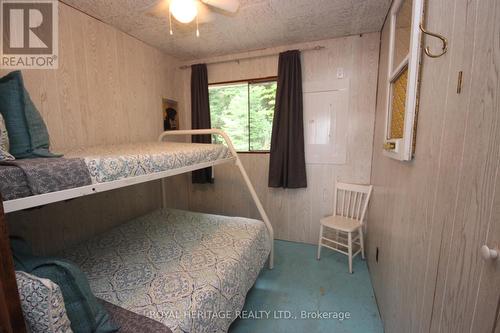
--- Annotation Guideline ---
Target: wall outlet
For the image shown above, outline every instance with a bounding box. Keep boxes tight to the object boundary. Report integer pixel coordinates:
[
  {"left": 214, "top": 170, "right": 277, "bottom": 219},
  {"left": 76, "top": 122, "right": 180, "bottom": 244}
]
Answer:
[{"left": 336, "top": 67, "right": 344, "bottom": 79}]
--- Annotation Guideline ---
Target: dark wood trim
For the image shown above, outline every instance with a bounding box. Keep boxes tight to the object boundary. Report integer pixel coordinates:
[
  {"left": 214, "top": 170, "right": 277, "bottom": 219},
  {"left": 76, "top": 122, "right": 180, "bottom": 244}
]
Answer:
[
  {"left": 0, "top": 196, "right": 26, "bottom": 333},
  {"left": 492, "top": 293, "right": 500, "bottom": 333},
  {"left": 0, "top": 280, "right": 13, "bottom": 333},
  {"left": 209, "top": 76, "right": 277, "bottom": 86}
]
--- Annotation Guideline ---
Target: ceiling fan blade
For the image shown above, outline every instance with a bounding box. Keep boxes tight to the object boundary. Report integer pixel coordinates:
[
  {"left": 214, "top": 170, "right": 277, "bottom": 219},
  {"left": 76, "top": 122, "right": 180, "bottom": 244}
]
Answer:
[
  {"left": 201, "top": 0, "right": 239, "bottom": 13},
  {"left": 197, "top": 2, "right": 216, "bottom": 23},
  {"left": 143, "top": 0, "right": 170, "bottom": 18}
]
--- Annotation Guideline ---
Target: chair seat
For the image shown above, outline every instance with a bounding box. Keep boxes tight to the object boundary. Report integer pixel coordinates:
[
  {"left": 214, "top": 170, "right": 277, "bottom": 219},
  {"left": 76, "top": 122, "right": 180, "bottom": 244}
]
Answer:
[{"left": 320, "top": 215, "right": 362, "bottom": 232}]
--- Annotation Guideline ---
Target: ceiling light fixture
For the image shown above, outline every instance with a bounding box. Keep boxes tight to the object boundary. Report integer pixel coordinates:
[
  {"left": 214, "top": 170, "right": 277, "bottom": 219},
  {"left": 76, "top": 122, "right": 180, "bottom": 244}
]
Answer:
[
  {"left": 168, "top": 0, "right": 200, "bottom": 37},
  {"left": 170, "top": 0, "right": 197, "bottom": 23}
]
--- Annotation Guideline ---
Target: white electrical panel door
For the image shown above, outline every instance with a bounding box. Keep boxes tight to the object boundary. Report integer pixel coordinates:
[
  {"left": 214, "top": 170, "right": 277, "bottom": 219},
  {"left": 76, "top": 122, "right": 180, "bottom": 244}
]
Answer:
[{"left": 303, "top": 82, "right": 349, "bottom": 165}]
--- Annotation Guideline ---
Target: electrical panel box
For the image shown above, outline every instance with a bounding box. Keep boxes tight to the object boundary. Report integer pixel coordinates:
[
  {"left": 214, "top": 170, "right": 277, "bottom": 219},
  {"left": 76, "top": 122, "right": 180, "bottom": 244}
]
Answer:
[{"left": 303, "top": 79, "right": 349, "bottom": 165}]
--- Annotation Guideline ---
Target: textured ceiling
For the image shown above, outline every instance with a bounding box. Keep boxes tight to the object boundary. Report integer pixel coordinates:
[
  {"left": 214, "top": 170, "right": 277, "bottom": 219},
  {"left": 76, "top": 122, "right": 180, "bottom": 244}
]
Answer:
[{"left": 62, "top": 0, "right": 391, "bottom": 60}]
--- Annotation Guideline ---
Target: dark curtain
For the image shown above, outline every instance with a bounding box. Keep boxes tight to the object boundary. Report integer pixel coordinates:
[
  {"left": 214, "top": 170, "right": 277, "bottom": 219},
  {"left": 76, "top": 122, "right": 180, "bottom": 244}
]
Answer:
[
  {"left": 191, "top": 64, "right": 213, "bottom": 184},
  {"left": 268, "top": 50, "right": 307, "bottom": 188}
]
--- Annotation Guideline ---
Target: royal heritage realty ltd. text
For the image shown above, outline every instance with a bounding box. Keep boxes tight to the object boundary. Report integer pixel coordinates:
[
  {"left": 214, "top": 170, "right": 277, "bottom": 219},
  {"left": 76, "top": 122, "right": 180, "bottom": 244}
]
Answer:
[{"left": 148, "top": 310, "right": 352, "bottom": 321}]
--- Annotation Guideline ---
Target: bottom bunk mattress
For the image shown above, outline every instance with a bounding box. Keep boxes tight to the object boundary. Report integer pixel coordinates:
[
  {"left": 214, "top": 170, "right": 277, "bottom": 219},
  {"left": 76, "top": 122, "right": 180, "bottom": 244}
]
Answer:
[{"left": 59, "top": 208, "right": 271, "bottom": 333}]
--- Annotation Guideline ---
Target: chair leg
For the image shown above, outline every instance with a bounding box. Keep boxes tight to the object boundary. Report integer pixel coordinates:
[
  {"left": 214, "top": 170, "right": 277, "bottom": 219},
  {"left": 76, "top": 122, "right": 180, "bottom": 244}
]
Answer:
[
  {"left": 335, "top": 229, "right": 339, "bottom": 249},
  {"left": 317, "top": 225, "right": 323, "bottom": 260},
  {"left": 359, "top": 227, "right": 365, "bottom": 260},
  {"left": 348, "top": 232, "right": 353, "bottom": 274}
]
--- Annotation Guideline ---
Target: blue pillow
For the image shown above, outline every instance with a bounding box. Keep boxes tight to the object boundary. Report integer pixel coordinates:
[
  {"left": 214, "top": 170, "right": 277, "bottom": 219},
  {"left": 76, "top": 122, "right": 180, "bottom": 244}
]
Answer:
[
  {"left": 0, "top": 71, "right": 61, "bottom": 158},
  {"left": 12, "top": 244, "right": 119, "bottom": 333}
]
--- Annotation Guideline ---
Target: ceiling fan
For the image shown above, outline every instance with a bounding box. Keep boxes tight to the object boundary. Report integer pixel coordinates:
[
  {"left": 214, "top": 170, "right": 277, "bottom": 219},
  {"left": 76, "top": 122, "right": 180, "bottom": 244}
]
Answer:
[{"left": 145, "top": 0, "right": 240, "bottom": 37}]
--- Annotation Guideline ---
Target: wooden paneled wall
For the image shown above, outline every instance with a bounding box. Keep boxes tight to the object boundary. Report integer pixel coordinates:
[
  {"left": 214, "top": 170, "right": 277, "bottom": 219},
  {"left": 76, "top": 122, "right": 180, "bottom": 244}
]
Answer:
[
  {"left": 367, "top": 0, "right": 500, "bottom": 332},
  {"left": 2, "top": 3, "right": 183, "bottom": 254},
  {"left": 176, "top": 34, "right": 380, "bottom": 244}
]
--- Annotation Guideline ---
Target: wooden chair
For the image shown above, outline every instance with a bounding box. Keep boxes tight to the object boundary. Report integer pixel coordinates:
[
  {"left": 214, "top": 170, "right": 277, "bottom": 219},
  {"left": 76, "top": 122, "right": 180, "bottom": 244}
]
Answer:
[{"left": 317, "top": 181, "right": 373, "bottom": 273}]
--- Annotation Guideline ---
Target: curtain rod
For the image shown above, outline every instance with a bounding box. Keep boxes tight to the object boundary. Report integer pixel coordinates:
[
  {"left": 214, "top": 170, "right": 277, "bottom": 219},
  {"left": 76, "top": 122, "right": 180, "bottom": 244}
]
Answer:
[{"left": 179, "top": 45, "right": 325, "bottom": 70}]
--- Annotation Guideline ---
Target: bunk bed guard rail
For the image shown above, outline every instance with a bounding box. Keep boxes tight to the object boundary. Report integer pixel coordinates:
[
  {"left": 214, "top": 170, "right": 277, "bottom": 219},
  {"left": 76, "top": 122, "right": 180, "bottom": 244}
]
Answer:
[{"left": 159, "top": 129, "right": 274, "bottom": 269}]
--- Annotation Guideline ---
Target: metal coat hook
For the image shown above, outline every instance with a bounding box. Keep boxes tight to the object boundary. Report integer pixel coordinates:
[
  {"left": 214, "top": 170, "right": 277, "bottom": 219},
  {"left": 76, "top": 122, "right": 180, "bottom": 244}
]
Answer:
[{"left": 419, "top": 23, "right": 448, "bottom": 58}]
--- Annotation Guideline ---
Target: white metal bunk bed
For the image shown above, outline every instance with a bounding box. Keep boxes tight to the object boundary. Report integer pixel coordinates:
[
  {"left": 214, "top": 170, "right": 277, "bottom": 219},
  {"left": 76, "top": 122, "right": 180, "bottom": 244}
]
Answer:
[
  {"left": 3, "top": 129, "right": 274, "bottom": 268},
  {"left": 0, "top": 129, "right": 273, "bottom": 333}
]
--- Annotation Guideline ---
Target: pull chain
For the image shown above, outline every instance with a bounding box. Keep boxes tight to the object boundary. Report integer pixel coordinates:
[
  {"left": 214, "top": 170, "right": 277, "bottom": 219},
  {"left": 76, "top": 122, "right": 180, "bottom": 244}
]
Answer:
[
  {"left": 196, "top": 15, "right": 200, "bottom": 37},
  {"left": 169, "top": 9, "right": 173, "bottom": 35}
]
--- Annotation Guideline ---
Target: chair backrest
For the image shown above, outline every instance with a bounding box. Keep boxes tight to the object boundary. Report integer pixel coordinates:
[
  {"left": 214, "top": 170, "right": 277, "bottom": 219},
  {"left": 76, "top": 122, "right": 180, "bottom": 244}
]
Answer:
[{"left": 333, "top": 181, "right": 373, "bottom": 223}]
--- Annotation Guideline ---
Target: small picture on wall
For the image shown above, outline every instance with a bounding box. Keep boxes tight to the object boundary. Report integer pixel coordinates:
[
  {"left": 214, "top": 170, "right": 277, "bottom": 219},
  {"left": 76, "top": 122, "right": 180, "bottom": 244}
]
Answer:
[{"left": 162, "top": 98, "right": 179, "bottom": 131}]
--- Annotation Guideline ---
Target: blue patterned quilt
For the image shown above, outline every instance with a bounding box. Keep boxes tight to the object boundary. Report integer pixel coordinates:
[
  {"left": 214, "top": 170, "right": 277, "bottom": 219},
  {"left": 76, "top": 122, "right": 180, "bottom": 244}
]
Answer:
[
  {"left": 59, "top": 209, "right": 271, "bottom": 333},
  {"left": 0, "top": 158, "right": 91, "bottom": 200},
  {"left": 65, "top": 142, "right": 231, "bottom": 184}
]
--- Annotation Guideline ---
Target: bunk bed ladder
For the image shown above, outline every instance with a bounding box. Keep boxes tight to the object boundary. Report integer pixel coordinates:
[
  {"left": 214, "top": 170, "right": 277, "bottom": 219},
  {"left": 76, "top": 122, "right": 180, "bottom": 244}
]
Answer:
[{"left": 159, "top": 129, "right": 275, "bottom": 269}]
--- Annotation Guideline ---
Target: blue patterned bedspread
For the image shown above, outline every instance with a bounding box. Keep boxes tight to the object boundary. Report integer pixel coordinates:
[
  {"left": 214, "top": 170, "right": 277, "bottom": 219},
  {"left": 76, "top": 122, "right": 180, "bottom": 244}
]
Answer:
[
  {"left": 0, "top": 158, "right": 91, "bottom": 200},
  {"left": 59, "top": 208, "right": 271, "bottom": 333},
  {"left": 64, "top": 142, "right": 231, "bottom": 184}
]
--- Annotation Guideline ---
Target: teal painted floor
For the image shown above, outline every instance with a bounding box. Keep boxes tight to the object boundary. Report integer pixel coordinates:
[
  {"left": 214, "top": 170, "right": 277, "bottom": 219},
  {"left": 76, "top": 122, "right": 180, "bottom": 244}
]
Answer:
[{"left": 229, "top": 240, "right": 383, "bottom": 333}]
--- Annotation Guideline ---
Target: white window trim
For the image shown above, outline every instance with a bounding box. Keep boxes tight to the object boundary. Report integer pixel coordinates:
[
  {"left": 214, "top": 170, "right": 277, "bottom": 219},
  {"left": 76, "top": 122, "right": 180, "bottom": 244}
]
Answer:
[{"left": 383, "top": 0, "right": 424, "bottom": 161}]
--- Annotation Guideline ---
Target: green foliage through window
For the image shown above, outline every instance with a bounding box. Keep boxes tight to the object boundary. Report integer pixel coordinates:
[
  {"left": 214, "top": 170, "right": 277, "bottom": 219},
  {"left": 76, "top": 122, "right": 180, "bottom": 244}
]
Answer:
[{"left": 209, "top": 80, "right": 276, "bottom": 152}]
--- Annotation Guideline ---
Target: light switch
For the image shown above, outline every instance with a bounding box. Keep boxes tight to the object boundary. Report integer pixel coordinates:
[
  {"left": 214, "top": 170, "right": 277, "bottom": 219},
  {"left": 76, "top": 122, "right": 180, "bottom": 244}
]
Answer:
[{"left": 336, "top": 67, "right": 344, "bottom": 79}]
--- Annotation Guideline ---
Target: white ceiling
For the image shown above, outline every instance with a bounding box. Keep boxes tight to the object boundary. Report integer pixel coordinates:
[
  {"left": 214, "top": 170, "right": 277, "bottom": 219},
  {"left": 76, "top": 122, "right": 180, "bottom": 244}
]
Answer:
[{"left": 62, "top": 0, "right": 391, "bottom": 60}]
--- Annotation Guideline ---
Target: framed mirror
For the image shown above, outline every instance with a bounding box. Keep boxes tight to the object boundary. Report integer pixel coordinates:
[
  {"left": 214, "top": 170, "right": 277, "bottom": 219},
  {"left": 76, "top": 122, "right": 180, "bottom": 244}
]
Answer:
[{"left": 383, "top": 0, "right": 424, "bottom": 161}]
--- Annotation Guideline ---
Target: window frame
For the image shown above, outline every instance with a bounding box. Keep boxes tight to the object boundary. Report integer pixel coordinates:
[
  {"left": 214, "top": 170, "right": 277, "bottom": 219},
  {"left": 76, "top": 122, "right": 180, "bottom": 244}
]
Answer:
[
  {"left": 209, "top": 76, "right": 277, "bottom": 154},
  {"left": 383, "top": 0, "right": 424, "bottom": 161}
]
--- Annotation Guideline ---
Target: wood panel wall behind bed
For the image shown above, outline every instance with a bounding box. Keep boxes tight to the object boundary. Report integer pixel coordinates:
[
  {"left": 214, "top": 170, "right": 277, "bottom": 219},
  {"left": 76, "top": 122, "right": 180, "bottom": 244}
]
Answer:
[
  {"left": 182, "top": 34, "right": 380, "bottom": 245},
  {"left": 0, "top": 2, "right": 187, "bottom": 255}
]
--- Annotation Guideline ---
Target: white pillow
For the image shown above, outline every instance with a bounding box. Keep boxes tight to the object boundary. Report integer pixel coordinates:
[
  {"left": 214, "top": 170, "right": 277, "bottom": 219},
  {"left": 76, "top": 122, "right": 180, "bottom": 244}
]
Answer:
[
  {"left": 16, "top": 271, "right": 73, "bottom": 333},
  {"left": 0, "top": 113, "right": 14, "bottom": 160}
]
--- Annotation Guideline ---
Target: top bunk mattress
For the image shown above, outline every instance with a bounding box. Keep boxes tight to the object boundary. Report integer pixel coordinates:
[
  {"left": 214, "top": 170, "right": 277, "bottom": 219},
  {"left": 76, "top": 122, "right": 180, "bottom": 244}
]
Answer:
[
  {"left": 64, "top": 142, "right": 231, "bottom": 184},
  {"left": 1, "top": 142, "right": 231, "bottom": 202}
]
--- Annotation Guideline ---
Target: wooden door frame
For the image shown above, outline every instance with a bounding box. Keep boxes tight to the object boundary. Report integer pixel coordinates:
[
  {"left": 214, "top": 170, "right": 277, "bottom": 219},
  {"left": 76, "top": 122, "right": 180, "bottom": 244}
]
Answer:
[{"left": 0, "top": 196, "right": 26, "bottom": 333}]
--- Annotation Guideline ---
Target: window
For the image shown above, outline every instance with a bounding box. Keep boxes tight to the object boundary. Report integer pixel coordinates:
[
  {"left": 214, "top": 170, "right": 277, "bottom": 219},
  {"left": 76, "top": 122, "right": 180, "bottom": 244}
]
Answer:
[
  {"left": 383, "top": 0, "right": 423, "bottom": 161},
  {"left": 209, "top": 79, "right": 277, "bottom": 152}
]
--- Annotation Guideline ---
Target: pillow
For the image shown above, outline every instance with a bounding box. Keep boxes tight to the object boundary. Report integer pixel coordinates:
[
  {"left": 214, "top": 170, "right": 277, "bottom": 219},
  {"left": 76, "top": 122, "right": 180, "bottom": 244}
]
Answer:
[
  {"left": 0, "top": 113, "right": 14, "bottom": 160},
  {"left": 0, "top": 71, "right": 61, "bottom": 158},
  {"left": 12, "top": 246, "right": 119, "bottom": 333},
  {"left": 16, "top": 271, "right": 73, "bottom": 333}
]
